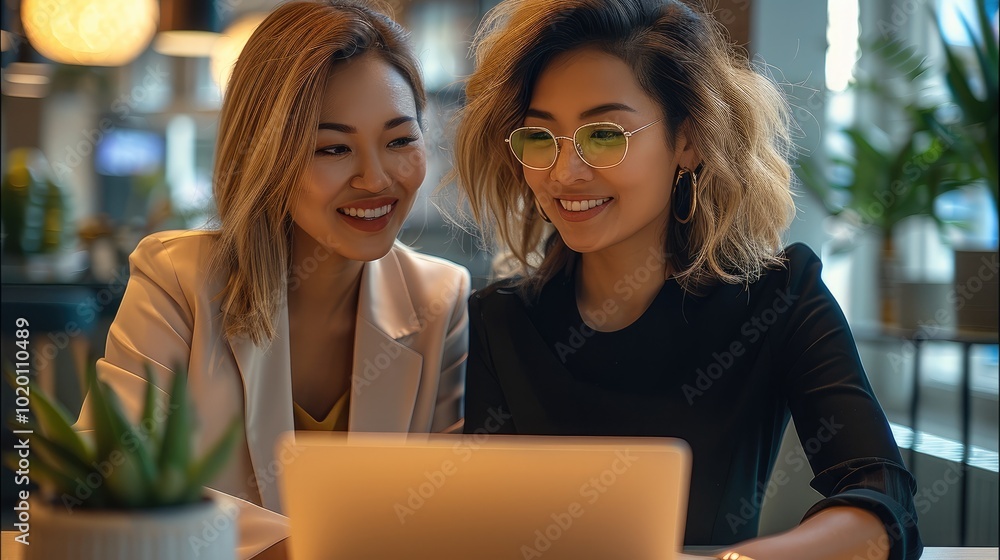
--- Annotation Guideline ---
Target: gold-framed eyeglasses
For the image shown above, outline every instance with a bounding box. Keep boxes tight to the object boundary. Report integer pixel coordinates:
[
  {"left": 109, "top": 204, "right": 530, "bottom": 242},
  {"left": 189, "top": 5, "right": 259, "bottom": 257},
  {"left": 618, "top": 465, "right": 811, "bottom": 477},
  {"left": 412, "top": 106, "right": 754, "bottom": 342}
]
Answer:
[{"left": 505, "top": 119, "right": 662, "bottom": 170}]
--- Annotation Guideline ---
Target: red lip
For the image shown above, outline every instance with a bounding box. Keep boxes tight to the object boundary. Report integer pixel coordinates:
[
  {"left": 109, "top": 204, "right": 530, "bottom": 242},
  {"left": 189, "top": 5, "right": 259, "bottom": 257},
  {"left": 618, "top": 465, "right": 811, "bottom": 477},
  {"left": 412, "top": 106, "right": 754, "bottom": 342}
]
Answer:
[
  {"left": 554, "top": 198, "right": 614, "bottom": 223},
  {"left": 337, "top": 199, "right": 399, "bottom": 233}
]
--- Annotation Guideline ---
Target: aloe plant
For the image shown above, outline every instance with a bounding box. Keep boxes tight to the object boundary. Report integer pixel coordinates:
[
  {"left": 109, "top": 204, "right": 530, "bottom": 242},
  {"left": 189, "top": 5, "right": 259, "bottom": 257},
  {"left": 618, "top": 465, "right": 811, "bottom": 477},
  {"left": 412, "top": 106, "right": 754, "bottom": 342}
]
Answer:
[{"left": 4, "top": 362, "right": 241, "bottom": 510}]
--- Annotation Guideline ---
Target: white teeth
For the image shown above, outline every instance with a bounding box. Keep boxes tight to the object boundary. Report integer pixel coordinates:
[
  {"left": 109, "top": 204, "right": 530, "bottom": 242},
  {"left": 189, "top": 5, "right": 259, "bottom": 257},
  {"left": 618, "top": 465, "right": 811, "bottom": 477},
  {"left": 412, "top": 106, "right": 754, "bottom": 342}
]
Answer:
[
  {"left": 558, "top": 198, "right": 611, "bottom": 212},
  {"left": 341, "top": 204, "right": 392, "bottom": 219}
]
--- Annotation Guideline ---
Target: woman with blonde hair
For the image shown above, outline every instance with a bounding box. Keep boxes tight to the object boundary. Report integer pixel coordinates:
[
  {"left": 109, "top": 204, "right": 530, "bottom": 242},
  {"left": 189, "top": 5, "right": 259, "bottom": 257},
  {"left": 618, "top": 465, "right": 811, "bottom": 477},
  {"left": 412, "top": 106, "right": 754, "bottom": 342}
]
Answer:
[
  {"left": 82, "top": 0, "right": 469, "bottom": 554},
  {"left": 453, "top": 1, "right": 920, "bottom": 559}
]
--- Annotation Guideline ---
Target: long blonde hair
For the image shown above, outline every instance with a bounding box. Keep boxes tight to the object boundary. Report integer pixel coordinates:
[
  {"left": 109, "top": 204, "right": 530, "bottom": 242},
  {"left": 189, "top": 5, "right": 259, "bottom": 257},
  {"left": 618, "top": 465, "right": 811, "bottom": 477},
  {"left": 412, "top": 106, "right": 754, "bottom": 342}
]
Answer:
[
  {"left": 211, "top": 0, "right": 426, "bottom": 344},
  {"left": 449, "top": 0, "right": 795, "bottom": 298}
]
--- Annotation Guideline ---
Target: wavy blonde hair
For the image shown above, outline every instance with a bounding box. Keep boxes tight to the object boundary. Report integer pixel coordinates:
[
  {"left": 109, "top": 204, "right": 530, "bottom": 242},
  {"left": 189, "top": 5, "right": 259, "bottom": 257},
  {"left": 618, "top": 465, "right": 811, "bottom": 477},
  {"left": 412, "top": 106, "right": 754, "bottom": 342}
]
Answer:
[
  {"left": 449, "top": 0, "right": 795, "bottom": 298},
  {"left": 211, "top": 0, "right": 426, "bottom": 344}
]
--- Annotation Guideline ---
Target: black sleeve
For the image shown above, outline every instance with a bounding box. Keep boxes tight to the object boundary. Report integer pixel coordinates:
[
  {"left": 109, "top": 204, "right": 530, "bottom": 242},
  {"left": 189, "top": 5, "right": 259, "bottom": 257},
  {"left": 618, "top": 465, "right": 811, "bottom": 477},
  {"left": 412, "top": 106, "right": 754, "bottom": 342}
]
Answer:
[
  {"left": 775, "top": 244, "right": 922, "bottom": 560},
  {"left": 463, "top": 292, "right": 517, "bottom": 435}
]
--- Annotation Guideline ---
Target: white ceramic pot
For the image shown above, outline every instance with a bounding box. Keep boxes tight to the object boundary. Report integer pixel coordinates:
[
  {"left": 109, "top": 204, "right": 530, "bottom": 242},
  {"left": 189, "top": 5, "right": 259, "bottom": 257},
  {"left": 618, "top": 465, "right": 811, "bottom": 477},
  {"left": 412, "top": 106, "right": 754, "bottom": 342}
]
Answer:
[{"left": 25, "top": 496, "right": 238, "bottom": 560}]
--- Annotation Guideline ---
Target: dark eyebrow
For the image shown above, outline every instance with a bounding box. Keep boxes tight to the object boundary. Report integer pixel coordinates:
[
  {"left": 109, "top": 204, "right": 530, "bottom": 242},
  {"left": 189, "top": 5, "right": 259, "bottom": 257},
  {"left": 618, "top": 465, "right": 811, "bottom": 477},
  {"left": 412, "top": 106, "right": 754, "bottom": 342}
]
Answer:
[
  {"left": 318, "top": 116, "right": 417, "bottom": 133},
  {"left": 580, "top": 103, "right": 637, "bottom": 118},
  {"left": 318, "top": 122, "right": 355, "bottom": 133},
  {"left": 384, "top": 116, "right": 417, "bottom": 130},
  {"left": 525, "top": 103, "right": 638, "bottom": 121}
]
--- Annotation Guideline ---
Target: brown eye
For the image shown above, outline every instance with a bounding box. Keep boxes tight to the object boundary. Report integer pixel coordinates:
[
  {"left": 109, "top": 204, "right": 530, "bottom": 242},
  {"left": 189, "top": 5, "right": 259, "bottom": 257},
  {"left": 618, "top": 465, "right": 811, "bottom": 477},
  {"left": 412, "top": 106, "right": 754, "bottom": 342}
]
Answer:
[
  {"left": 317, "top": 145, "right": 351, "bottom": 157},
  {"left": 388, "top": 136, "right": 418, "bottom": 148}
]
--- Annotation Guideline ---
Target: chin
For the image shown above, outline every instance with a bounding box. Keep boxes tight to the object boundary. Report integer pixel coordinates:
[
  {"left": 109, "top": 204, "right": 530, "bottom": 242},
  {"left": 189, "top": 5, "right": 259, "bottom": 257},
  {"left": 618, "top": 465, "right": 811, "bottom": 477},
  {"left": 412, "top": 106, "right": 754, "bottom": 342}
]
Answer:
[{"left": 558, "top": 231, "right": 617, "bottom": 255}]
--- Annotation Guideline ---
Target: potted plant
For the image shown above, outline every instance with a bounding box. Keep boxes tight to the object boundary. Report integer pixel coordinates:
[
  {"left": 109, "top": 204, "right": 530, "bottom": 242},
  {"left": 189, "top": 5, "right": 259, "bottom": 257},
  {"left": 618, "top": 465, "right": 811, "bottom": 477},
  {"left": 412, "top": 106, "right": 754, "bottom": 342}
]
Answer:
[
  {"left": 5, "top": 363, "right": 242, "bottom": 560},
  {"left": 798, "top": 3, "right": 998, "bottom": 330},
  {"left": 796, "top": 101, "right": 970, "bottom": 328}
]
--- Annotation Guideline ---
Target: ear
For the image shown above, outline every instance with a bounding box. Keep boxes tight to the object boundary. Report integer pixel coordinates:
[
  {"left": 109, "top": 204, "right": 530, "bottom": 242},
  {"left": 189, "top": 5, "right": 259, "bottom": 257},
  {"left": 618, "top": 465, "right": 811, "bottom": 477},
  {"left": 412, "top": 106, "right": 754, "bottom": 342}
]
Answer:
[{"left": 673, "top": 120, "right": 701, "bottom": 170}]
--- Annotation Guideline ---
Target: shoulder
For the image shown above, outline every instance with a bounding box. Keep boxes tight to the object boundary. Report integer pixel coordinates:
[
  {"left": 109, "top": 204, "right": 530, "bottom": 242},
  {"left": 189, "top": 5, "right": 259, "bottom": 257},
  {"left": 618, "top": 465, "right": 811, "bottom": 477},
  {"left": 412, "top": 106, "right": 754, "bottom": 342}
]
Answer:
[
  {"left": 132, "top": 229, "right": 219, "bottom": 266},
  {"left": 691, "top": 243, "right": 823, "bottom": 321},
  {"left": 468, "top": 277, "right": 527, "bottom": 319},
  {"left": 392, "top": 242, "right": 470, "bottom": 286},
  {"left": 779, "top": 242, "right": 822, "bottom": 273},
  {"left": 742, "top": 242, "right": 833, "bottom": 331},
  {"left": 747, "top": 242, "right": 822, "bottom": 292},
  {"left": 390, "top": 243, "right": 471, "bottom": 310},
  {"left": 128, "top": 229, "right": 223, "bottom": 300}
]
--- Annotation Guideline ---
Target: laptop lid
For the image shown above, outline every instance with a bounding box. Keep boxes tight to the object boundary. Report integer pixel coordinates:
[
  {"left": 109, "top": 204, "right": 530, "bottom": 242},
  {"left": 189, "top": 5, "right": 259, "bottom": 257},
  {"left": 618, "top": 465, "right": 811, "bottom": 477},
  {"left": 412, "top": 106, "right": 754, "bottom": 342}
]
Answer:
[{"left": 277, "top": 432, "right": 691, "bottom": 560}]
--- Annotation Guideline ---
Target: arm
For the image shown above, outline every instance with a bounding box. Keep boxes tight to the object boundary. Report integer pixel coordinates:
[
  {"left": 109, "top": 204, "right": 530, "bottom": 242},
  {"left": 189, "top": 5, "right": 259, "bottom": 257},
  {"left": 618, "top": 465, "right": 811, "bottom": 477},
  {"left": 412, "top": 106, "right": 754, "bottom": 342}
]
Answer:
[
  {"left": 76, "top": 234, "right": 194, "bottom": 426},
  {"left": 463, "top": 292, "right": 516, "bottom": 435},
  {"left": 705, "top": 506, "right": 889, "bottom": 560},
  {"left": 708, "top": 247, "right": 920, "bottom": 560}
]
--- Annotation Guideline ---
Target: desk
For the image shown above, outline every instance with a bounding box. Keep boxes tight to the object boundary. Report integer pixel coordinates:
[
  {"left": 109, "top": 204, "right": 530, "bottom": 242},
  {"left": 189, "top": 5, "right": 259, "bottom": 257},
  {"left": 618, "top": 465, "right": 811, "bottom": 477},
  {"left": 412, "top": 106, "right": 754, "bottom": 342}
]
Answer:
[{"left": 0, "top": 532, "right": 995, "bottom": 559}]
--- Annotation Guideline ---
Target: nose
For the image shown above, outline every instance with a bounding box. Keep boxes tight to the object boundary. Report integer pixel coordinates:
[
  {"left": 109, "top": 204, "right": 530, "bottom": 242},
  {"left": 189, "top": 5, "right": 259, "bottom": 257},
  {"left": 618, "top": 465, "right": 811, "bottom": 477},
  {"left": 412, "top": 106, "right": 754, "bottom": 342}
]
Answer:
[
  {"left": 550, "top": 137, "right": 593, "bottom": 185},
  {"left": 351, "top": 151, "right": 391, "bottom": 193}
]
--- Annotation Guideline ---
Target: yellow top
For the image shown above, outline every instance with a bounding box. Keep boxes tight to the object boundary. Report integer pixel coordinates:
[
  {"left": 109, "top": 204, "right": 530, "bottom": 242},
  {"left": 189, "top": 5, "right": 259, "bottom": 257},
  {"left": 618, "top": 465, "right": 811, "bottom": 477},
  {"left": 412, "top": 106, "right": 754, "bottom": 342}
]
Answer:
[{"left": 292, "top": 391, "right": 350, "bottom": 431}]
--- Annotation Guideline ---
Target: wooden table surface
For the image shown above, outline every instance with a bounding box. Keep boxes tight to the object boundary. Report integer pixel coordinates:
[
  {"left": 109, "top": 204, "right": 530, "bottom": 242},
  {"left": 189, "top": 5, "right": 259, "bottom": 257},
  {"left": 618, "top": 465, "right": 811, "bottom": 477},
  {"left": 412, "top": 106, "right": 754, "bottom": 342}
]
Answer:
[{"left": 1, "top": 531, "right": 996, "bottom": 559}]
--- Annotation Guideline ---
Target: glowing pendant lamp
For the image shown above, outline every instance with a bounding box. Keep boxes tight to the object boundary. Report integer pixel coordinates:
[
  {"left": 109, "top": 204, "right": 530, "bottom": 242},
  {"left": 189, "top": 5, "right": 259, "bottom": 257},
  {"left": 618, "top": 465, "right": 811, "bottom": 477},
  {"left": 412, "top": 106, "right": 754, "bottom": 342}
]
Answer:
[{"left": 20, "top": 0, "right": 158, "bottom": 66}]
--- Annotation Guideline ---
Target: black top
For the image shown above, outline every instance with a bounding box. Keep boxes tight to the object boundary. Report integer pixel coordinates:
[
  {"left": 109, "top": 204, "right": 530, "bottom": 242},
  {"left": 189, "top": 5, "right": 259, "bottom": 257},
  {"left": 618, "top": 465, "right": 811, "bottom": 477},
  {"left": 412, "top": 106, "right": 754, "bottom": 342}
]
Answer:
[{"left": 464, "top": 243, "right": 922, "bottom": 560}]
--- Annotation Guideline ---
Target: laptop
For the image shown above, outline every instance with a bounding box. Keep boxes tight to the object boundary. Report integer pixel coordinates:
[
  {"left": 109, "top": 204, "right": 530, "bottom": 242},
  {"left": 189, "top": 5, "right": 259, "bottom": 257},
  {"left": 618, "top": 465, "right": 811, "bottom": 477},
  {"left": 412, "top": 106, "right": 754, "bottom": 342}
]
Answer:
[{"left": 277, "top": 432, "right": 691, "bottom": 560}]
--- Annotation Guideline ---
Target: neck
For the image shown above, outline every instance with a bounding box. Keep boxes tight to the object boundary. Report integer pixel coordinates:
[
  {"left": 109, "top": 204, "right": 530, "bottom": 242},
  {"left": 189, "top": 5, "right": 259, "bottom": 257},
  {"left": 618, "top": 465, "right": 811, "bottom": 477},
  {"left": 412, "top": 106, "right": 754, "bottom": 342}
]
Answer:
[
  {"left": 287, "top": 226, "right": 364, "bottom": 318},
  {"left": 575, "top": 223, "right": 671, "bottom": 332}
]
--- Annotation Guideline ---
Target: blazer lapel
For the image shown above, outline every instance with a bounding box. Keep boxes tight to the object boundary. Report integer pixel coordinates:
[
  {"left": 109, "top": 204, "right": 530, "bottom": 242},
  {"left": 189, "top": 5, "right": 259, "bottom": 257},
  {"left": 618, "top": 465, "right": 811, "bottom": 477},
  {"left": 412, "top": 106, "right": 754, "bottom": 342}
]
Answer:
[
  {"left": 227, "top": 245, "right": 424, "bottom": 510},
  {"left": 350, "top": 247, "right": 424, "bottom": 432},
  {"left": 229, "top": 301, "right": 294, "bottom": 512}
]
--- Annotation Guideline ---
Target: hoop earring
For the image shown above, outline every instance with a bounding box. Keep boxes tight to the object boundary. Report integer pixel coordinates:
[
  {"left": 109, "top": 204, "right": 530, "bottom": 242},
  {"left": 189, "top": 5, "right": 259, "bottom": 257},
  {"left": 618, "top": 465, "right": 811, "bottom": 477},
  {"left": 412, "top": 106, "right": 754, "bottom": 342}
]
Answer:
[
  {"left": 672, "top": 165, "right": 700, "bottom": 224},
  {"left": 534, "top": 197, "right": 552, "bottom": 223}
]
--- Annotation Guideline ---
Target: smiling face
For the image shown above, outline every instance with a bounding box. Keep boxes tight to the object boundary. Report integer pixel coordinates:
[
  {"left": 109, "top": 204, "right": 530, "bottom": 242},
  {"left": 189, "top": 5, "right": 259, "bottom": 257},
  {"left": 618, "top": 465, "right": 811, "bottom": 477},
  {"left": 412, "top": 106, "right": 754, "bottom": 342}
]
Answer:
[
  {"left": 291, "top": 53, "right": 426, "bottom": 262},
  {"left": 521, "top": 47, "right": 695, "bottom": 255}
]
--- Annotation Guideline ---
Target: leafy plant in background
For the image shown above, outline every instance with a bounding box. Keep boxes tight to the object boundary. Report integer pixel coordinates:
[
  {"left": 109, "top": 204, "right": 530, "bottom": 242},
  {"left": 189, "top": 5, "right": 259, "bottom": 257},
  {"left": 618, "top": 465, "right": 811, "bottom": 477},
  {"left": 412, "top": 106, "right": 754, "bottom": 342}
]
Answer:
[
  {"left": 4, "top": 362, "right": 241, "bottom": 509},
  {"left": 797, "top": 1, "right": 998, "bottom": 324},
  {"left": 802, "top": 1, "right": 998, "bottom": 229},
  {"left": 797, "top": 23, "right": 994, "bottom": 242},
  {"left": 1, "top": 148, "right": 73, "bottom": 257},
  {"left": 936, "top": 0, "right": 999, "bottom": 204}
]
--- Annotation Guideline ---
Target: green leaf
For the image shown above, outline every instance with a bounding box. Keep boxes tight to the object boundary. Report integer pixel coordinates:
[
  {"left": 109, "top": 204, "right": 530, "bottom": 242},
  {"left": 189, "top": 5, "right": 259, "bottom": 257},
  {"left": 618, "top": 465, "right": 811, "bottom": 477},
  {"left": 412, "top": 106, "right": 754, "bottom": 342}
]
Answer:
[
  {"left": 941, "top": 39, "right": 985, "bottom": 123},
  {"left": 4, "top": 451, "right": 110, "bottom": 508},
  {"left": 156, "top": 364, "right": 192, "bottom": 503},
  {"left": 85, "top": 365, "right": 149, "bottom": 507},
  {"left": 138, "top": 363, "right": 162, "bottom": 451},
  {"left": 971, "top": 0, "right": 999, "bottom": 90},
  {"left": 181, "top": 417, "right": 243, "bottom": 502},
  {"left": 4, "top": 368, "right": 91, "bottom": 464},
  {"left": 25, "top": 430, "right": 96, "bottom": 484}
]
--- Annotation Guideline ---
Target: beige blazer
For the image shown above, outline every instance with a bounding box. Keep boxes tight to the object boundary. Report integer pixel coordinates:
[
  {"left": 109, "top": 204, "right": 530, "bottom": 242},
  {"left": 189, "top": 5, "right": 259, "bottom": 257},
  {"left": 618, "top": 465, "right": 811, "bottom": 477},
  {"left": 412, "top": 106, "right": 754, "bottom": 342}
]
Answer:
[{"left": 84, "top": 230, "right": 470, "bottom": 515}]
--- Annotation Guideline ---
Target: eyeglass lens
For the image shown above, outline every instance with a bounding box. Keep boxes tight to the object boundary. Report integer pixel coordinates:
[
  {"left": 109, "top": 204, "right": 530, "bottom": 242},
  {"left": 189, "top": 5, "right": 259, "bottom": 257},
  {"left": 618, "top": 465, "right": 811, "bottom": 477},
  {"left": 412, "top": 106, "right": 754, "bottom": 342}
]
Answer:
[{"left": 509, "top": 123, "right": 628, "bottom": 169}]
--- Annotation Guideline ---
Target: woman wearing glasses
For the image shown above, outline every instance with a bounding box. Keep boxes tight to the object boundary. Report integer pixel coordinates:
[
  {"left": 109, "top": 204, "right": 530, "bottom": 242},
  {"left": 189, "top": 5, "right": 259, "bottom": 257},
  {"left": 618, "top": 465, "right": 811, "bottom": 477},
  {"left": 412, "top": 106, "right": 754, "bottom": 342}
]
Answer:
[{"left": 451, "top": 1, "right": 920, "bottom": 559}]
